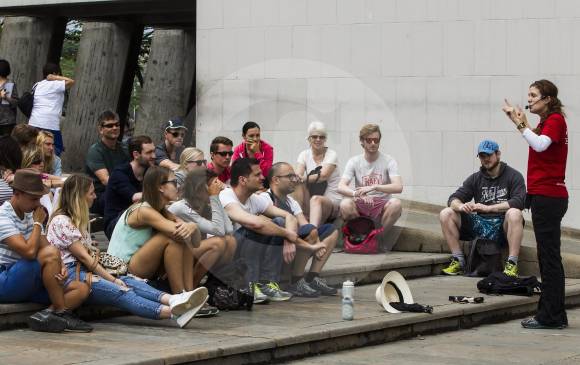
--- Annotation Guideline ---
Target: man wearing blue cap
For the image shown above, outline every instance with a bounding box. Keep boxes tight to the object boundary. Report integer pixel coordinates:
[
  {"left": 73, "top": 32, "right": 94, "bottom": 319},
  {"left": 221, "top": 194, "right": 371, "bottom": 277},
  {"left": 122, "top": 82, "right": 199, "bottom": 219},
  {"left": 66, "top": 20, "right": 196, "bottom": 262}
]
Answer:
[
  {"left": 440, "top": 140, "right": 526, "bottom": 277},
  {"left": 155, "top": 117, "right": 188, "bottom": 170}
]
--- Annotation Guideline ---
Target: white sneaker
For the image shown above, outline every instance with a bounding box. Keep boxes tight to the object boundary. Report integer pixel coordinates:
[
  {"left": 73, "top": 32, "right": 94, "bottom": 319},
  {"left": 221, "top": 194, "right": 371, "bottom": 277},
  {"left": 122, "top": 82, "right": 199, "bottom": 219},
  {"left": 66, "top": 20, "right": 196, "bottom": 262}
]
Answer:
[
  {"left": 176, "top": 291, "right": 208, "bottom": 329},
  {"left": 170, "top": 287, "right": 208, "bottom": 317}
]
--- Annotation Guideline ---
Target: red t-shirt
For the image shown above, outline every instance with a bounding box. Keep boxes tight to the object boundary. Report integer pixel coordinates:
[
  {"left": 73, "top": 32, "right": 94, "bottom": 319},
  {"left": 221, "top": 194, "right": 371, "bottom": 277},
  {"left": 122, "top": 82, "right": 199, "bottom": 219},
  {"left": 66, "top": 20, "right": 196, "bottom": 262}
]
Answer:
[
  {"left": 527, "top": 113, "right": 568, "bottom": 198},
  {"left": 207, "top": 162, "right": 231, "bottom": 184}
]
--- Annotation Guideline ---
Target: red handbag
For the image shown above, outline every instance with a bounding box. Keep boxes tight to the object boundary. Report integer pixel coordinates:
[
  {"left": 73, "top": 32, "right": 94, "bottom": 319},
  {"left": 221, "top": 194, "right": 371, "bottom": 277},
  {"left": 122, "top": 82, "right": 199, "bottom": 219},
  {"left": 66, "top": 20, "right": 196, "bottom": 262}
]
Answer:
[{"left": 342, "top": 216, "right": 384, "bottom": 254}]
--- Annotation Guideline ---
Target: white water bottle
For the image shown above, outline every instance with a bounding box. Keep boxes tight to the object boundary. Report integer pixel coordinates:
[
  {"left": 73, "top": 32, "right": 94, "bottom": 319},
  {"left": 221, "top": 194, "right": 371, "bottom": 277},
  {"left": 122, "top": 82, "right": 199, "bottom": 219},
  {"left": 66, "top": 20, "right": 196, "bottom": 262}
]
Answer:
[
  {"left": 342, "top": 280, "right": 354, "bottom": 320},
  {"left": 342, "top": 280, "right": 354, "bottom": 299}
]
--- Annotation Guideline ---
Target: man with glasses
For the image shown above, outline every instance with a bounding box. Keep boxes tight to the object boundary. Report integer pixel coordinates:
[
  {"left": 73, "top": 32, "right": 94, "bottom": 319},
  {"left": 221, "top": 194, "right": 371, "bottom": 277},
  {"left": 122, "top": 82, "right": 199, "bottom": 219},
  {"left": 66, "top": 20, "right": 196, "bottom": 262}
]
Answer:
[
  {"left": 440, "top": 140, "right": 525, "bottom": 277},
  {"left": 337, "top": 124, "right": 403, "bottom": 251},
  {"left": 85, "top": 110, "right": 129, "bottom": 214},
  {"left": 155, "top": 118, "right": 187, "bottom": 171},
  {"left": 207, "top": 136, "right": 234, "bottom": 184},
  {"left": 261, "top": 162, "right": 338, "bottom": 297},
  {"left": 219, "top": 158, "right": 298, "bottom": 303},
  {"left": 103, "top": 136, "right": 155, "bottom": 239}
]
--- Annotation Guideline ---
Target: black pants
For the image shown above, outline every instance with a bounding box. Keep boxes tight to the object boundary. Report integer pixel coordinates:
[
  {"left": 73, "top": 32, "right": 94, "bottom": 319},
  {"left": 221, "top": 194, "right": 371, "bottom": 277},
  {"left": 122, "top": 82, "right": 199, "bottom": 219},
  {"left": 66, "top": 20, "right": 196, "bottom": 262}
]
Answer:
[{"left": 530, "top": 195, "right": 568, "bottom": 326}]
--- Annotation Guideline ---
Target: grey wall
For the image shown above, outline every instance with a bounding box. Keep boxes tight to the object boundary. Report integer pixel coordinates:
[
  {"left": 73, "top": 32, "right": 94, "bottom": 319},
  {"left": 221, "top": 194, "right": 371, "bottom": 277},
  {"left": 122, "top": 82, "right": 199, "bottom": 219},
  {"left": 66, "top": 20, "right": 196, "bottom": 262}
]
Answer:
[{"left": 196, "top": 0, "right": 580, "bottom": 228}]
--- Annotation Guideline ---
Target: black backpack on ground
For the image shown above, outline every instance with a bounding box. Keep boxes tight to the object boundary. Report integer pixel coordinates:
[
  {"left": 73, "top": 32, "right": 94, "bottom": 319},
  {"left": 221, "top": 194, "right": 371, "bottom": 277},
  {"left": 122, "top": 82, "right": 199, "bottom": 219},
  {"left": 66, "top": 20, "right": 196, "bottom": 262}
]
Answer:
[
  {"left": 205, "top": 258, "right": 253, "bottom": 311},
  {"left": 477, "top": 272, "right": 541, "bottom": 296},
  {"left": 465, "top": 238, "right": 503, "bottom": 277}
]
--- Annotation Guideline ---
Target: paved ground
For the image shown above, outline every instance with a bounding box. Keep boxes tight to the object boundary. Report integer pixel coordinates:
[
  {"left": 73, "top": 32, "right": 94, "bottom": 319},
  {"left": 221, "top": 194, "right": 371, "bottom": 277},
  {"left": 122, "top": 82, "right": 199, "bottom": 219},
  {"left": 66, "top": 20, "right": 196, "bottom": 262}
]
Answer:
[
  {"left": 0, "top": 276, "right": 579, "bottom": 365},
  {"left": 286, "top": 307, "right": 580, "bottom": 365}
]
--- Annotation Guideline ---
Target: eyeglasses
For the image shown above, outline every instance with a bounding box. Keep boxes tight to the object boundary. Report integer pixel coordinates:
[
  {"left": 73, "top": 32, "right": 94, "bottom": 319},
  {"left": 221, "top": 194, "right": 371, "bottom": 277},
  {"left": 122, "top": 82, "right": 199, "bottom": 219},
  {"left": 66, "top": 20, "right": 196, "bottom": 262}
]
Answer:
[
  {"left": 309, "top": 135, "right": 326, "bottom": 140},
  {"left": 364, "top": 137, "right": 380, "bottom": 144},
  {"left": 187, "top": 159, "right": 207, "bottom": 166},
  {"left": 161, "top": 179, "right": 178, "bottom": 187},
  {"left": 102, "top": 122, "right": 120, "bottom": 129},
  {"left": 214, "top": 151, "right": 234, "bottom": 157},
  {"left": 276, "top": 174, "right": 300, "bottom": 182},
  {"left": 170, "top": 131, "right": 185, "bottom": 138}
]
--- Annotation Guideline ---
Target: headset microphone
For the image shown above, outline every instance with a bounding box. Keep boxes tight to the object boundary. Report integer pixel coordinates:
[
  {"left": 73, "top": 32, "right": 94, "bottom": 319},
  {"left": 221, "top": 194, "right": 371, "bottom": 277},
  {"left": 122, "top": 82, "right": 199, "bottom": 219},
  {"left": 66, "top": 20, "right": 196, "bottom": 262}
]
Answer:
[{"left": 525, "top": 96, "right": 545, "bottom": 110}]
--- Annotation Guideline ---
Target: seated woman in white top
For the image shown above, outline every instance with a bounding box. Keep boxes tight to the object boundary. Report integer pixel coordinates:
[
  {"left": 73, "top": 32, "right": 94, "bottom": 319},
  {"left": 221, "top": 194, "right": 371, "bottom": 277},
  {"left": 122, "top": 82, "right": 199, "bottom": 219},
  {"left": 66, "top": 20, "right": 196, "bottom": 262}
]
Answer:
[
  {"left": 169, "top": 169, "right": 236, "bottom": 288},
  {"left": 107, "top": 166, "right": 200, "bottom": 294},
  {"left": 295, "top": 121, "right": 342, "bottom": 226}
]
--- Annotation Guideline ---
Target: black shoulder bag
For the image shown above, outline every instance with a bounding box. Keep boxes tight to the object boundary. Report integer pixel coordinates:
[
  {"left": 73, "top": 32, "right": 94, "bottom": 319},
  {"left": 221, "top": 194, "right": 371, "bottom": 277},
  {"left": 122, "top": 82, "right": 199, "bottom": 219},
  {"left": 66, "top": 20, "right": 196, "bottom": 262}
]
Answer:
[
  {"left": 306, "top": 166, "right": 327, "bottom": 196},
  {"left": 17, "top": 83, "right": 37, "bottom": 118}
]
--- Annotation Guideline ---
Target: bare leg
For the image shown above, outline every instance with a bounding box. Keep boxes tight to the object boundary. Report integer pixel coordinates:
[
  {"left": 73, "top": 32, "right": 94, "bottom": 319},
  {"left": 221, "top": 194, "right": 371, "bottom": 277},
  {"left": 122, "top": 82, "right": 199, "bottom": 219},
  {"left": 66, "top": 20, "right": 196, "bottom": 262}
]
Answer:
[
  {"left": 292, "top": 229, "right": 318, "bottom": 277},
  {"left": 38, "top": 245, "right": 90, "bottom": 311},
  {"left": 309, "top": 195, "right": 335, "bottom": 226},
  {"left": 309, "top": 230, "right": 338, "bottom": 273},
  {"left": 439, "top": 207, "right": 462, "bottom": 254},
  {"left": 290, "top": 183, "right": 309, "bottom": 215},
  {"left": 219, "top": 234, "right": 237, "bottom": 265},
  {"left": 339, "top": 198, "right": 359, "bottom": 221},
  {"left": 128, "top": 232, "right": 186, "bottom": 294},
  {"left": 191, "top": 236, "right": 226, "bottom": 288},
  {"left": 503, "top": 208, "right": 523, "bottom": 258},
  {"left": 380, "top": 198, "right": 402, "bottom": 233},
  {"left": 182, "top": 229, "right": 200, "bottom": 291}
]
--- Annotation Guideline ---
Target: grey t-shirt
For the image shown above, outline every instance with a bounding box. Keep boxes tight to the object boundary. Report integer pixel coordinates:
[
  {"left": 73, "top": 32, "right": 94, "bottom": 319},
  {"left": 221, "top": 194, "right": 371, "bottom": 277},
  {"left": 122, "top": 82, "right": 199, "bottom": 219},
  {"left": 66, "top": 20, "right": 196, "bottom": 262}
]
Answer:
[
  {"left": 169, "top": 196, "right": 233, "bottom": 237},
  {"left": 155, "top": 142, "right": 184, "bottom": 166}
]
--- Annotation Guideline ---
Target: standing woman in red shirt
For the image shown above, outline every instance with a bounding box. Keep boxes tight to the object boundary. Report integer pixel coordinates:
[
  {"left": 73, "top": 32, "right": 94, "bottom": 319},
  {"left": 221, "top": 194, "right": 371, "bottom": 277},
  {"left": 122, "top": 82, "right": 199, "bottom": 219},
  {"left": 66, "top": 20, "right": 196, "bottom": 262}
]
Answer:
[{"left": 503, "top": 79, "right": 569, "bottom": 329}]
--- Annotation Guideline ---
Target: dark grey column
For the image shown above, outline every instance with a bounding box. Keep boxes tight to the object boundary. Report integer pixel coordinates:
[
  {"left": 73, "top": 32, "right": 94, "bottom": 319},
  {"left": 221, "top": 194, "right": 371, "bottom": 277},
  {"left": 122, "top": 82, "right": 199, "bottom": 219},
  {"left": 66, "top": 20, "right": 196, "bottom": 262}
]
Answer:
[
  {"left": 61, "top": 22, "right": 142, "bottom": 171},
  {"left": 135, "top": 29, "right": 195, "bottom": 145},
  {"left": 0, "top": 16, "right": 66, "bottom": 122}
]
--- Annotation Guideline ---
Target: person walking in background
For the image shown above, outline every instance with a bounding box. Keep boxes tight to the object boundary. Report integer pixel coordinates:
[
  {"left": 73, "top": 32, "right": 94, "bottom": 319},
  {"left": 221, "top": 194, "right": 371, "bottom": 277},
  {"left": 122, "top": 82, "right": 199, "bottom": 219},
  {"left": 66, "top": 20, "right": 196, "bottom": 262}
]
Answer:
[
  {"left": 503, "top": 79, "right": 570, "bottom": 330},
  {"left": 0, "top": 59, "right": 19, "bottom": 137},
  {"left": 28, "top": 63, "right": 74, "bottom": 156}
]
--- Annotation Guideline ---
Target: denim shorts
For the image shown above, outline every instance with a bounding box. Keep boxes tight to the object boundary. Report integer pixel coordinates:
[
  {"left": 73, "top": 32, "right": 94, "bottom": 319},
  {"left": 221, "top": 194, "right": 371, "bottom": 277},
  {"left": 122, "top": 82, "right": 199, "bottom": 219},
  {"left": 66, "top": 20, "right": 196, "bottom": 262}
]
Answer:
[
  {"left": 297, "top": 223, "right": 336, "bottom": 241},
  {"left": 0, "top": 259, "right": 50, "bottom": 304}
]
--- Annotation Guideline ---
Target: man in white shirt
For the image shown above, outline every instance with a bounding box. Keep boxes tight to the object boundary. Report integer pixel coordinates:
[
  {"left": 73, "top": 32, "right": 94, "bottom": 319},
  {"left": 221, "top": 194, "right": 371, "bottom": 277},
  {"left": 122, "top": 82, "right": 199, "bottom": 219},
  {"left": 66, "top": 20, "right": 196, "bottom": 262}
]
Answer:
[
  {"left": 338, "top": 124, "right": 403, "bottom": 251},
  {"left": 28, "top": 63, "right": 74, "bottom": 156},
  {"left": 219, "top": 158, "right": 298, "bottom": 303},
  {"left": 262, "top": 162, "right": 338, "bottom": 297}
]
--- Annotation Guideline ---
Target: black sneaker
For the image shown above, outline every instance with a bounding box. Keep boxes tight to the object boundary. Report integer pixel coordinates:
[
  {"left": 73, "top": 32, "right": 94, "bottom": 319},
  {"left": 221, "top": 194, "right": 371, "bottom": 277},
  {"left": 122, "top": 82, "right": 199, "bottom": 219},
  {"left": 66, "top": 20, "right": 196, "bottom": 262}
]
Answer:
[
  {"left": 28, "top": 309, "right": 66, "bottom": 333},
  {"left": 308, "top": 277, "right": 338, "bottom": 296},
  {"left": 55, "top": 310, "right": 93, "bottom": 333},
  {"left": 287, "top": 278, "right": 320, "bottom": 298},
  {"left": 194, "top": 303, "right": 220, "bottom": 318}
]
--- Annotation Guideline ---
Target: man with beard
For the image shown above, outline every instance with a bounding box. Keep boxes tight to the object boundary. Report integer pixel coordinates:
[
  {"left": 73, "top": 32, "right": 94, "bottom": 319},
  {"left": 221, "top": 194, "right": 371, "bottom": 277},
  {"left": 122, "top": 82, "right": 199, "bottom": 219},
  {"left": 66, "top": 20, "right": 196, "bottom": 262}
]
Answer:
[
  {"left": 207, "top": 136, "right": 234, "bottom": 184},
  {"left": 261, "top": 162, "right": 338, "bottom": 297},
  {"left": 440, "top": 140, "right": 526, "bottom": 277},
  {"left": 156, "top": 118, "right": 187, "bottom": 171},
  {"left": 103, "top": 135, "right": 155, "bottom": 239},
  {"left": 219, "top": 158, "right": 297, "bottom": 303},
  {"left": 338, "top": 124, "right": 404, "bottom": 251},
  {"left": 85, "top": 110, "right": 129, "bottom": 214}
]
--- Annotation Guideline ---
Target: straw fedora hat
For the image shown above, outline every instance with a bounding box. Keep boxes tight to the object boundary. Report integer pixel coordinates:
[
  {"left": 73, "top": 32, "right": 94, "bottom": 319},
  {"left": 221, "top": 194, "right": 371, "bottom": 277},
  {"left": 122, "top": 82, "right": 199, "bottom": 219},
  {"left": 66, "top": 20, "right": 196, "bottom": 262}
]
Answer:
[
  {"left": 11, "top": 168, "right": 49, "bottom": 196},
  {"left": 375, "top": 271, "right": 414, "bottom": 314}
]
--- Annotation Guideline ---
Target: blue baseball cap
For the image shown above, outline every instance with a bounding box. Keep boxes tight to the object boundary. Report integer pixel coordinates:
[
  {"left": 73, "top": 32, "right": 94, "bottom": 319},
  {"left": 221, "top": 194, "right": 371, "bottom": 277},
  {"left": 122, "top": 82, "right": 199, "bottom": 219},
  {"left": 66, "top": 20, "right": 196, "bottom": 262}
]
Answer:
[
  {"left": 477, "top": 140, "right": 499, "bottom": 155},
  {"left": 164, "top": 117, "right": 187, "bottom": 131}
]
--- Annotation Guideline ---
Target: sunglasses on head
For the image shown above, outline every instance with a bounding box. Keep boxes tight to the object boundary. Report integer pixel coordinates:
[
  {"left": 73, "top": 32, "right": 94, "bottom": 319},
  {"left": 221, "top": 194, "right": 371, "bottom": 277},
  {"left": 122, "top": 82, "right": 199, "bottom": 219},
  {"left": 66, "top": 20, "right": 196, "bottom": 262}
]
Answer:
[
  {"left": 187, "top": 159, "right": 207, "bottom": 166},
  {"left": 102, "top": 122, "right": 120, "bottom": 129},
  {"left": 364, "top": 137, "right": 380, "bottom": 144},
  {"left": 214, "top": 151, "right": 234, "bottom": 157}
]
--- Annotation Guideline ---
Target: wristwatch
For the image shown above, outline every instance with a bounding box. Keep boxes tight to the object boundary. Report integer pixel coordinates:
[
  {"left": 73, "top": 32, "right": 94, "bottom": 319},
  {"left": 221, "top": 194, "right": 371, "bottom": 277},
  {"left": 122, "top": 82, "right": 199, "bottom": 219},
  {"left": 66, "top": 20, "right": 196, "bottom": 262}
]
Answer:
[{"left": 516, "top": 121, "right": 526, "bottom": 130}]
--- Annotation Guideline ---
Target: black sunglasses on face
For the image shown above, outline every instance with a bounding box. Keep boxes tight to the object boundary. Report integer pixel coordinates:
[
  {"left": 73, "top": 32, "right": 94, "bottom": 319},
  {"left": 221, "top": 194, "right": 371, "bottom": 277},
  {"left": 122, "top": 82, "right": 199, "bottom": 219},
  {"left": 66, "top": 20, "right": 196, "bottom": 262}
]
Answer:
[
  {"left": 102, "top": 122, "right": 120, "bottom": 129},
  {"left": 161, "top": 179, "right": 178, "bottom": 187},
  {"left": 187, "top": 159, "right": 207, "bottom": 166},
  {"left": 214, "top": 151, "right": 234, "bottom": 157},
  {"left": 170, "top": 131, "right": 185, "bottom": 138}
]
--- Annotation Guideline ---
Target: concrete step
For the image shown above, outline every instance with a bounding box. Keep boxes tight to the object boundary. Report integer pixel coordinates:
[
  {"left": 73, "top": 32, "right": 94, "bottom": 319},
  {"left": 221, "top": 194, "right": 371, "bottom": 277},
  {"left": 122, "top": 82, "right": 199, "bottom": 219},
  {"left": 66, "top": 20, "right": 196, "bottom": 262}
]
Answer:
[
  {"left": 0, "top": 252, "right": 449, "bottom": 330},
  {"left": 1, "top": 276, "right": 579, "bottom": 365}
]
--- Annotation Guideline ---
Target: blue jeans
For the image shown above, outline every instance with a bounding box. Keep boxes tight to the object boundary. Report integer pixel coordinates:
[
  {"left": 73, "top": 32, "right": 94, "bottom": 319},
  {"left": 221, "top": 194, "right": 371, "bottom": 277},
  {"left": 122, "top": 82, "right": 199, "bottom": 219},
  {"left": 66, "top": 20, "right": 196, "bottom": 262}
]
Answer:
[
  {"left": 298, "top": 223, "right": 336, "bottom": 240},
  {"left": 234, "top": 217, "right": 285, "bottom": 284},
  {"left": 0, "top": 259, "right": 50, "bottom": 304},
  {"left": 67, "top": 264, "right": 163, "bottom": 319}
]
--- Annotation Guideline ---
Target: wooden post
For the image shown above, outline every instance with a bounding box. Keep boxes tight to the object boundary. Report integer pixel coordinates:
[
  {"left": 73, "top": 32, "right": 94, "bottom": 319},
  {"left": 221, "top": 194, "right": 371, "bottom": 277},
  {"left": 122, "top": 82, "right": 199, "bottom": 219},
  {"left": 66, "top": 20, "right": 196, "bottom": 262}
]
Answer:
[
  {"left": 0, "top": 16, "right": 66, "bottom": 122},
  {"left": 135, "top": 28, "right": 196, "bottom": 145},
  {"left": 61, "top": 22, "right": 142, "bottom": 171}
]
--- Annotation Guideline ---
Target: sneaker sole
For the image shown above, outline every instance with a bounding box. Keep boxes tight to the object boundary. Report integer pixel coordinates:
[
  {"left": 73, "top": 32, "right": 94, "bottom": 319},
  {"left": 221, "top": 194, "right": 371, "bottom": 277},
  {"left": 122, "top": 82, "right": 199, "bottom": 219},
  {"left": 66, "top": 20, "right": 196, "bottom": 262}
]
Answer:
[
  {"left": 265, "top": 296, "right": 292, "bottom": 302},
  {"left": 63, "top": 326, "right": 93, "bottom": 333},
  {"left": 441, "top": 271, "right": 464, "bottom": 276},
  {"left": 27, "top": 318, "right": 66, "bottom": 333},
  {"left": 171, "top": 287, "right": 209, "bottom": 316},
  {"left": 176, "top": 288, "right": 209, "bottom": 328}
]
